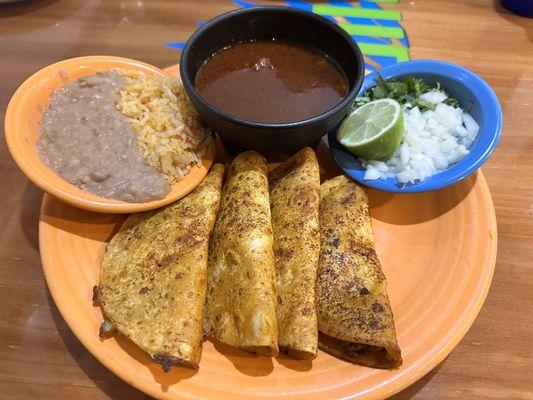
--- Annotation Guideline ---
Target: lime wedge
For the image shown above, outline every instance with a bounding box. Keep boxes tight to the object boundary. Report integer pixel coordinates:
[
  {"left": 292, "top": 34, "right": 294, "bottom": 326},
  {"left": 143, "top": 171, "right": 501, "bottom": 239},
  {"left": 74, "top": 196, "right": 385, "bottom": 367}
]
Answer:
[{"left": 337, "top": 98, "right": 404, "bottom": 160}]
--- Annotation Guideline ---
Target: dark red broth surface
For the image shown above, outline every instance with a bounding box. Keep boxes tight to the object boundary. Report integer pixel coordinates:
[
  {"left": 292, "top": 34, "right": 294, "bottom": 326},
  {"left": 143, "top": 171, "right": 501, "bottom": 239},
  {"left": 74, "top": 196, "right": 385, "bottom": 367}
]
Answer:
[{"left": 194, "top": 40, "right": 348, "bottom": 124}]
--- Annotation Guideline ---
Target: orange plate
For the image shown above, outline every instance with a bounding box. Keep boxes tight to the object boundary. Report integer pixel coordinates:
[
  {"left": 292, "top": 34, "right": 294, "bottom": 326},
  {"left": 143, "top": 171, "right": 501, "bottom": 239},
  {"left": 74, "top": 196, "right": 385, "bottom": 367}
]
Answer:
[
  {"left": 39, "top": 135, "right": 497, "bottom": 399},
  {"left": 5, "top": 56, "right": 214, "bottom": 214}
]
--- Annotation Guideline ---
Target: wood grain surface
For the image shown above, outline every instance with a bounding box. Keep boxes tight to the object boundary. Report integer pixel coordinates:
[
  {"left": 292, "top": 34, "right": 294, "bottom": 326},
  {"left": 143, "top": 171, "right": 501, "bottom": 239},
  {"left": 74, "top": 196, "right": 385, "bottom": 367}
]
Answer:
[{"left": 0, "top": 0, "right": 532, "bottom": 399}]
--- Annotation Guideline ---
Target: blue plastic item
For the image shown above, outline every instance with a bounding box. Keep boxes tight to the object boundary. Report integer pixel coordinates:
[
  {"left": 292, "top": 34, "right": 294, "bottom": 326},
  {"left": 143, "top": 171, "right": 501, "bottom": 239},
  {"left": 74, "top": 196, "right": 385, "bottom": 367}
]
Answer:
[
  {"left": 502, "top": 0, "right": 533, "bottom": 17},
  {"left": 329, "top": 59, "right": 502, "bottom": 193}
]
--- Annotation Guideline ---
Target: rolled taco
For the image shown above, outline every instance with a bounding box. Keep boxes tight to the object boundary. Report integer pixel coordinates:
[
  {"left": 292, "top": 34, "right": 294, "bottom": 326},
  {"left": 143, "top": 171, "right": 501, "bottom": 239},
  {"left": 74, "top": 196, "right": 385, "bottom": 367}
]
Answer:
[
  {"left": 269, "top": 147, "right": 320, "bottom": 359},
  {"left": 205, "top": 151, "right": 278, "bottom": 356},
  {"left": 317, "top": 175, "right": 402, "bottom": 369},
  {"left": 98, "top": 164, "right": 225, "bottom": 371}
]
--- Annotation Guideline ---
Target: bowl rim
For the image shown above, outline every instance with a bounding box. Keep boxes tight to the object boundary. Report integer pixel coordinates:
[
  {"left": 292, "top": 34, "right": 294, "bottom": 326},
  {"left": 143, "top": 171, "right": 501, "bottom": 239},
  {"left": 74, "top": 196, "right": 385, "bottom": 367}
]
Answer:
[
  {"left": 329, "top": 59, "right": 503, "bottom": 193},
  {"left": 179, "top": 5, "right": 365, "bottom": 129},
  {"left": 4, "top": 55, "right": 215, "bottom": 213}
]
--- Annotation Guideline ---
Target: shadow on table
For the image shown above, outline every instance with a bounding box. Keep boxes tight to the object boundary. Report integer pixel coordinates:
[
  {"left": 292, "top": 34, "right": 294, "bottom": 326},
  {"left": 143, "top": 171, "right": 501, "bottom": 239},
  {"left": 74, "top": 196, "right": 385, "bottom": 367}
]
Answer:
[
  {"left": 46, "top": 289, "right": 152, "bottom": 400},
  {"left": 19, "top": 182, "right": 42, "bottom": 251},
  {"left": 389, "top": 362, "right": 445, "bottom": 399},
  {"left": 494, "top": 0, "right": 533, "bottom": 43},
  {"left": 0, "top": 0, "right": 58, "bottom": 18}
]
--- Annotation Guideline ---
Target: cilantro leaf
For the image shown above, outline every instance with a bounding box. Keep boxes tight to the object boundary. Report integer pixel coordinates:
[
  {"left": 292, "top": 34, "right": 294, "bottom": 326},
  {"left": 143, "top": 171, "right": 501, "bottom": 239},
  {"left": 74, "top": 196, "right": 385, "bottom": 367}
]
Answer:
[{"left": 357, "top": 73, "right": 464, "bottom": 112}]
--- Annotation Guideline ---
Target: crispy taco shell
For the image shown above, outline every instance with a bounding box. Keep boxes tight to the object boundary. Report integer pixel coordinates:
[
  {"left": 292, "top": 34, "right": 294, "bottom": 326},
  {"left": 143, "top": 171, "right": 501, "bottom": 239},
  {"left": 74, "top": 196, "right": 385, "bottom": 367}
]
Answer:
[
  {"left": 317, "top": 175, "right": 402, "bottom": 369},
  {"left": 269, "top": 147, "right": 320, "bottom": 359},
  {"left": 99, "top": 164, "right": 225, "bottom": 370},
  {"left": 205, "top": 151, "right": 278, "bottom": 356}
]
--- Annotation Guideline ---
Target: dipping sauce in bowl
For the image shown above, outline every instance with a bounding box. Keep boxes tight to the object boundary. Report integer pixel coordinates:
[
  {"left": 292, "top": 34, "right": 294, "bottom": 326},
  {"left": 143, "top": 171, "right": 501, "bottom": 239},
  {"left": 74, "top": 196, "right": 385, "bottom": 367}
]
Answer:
[
  {"left": 180, "top": 6, "right": 365, "bottom": 153},
  {"left": 194, "top": 40, "right": 349, "bottom": 124}
]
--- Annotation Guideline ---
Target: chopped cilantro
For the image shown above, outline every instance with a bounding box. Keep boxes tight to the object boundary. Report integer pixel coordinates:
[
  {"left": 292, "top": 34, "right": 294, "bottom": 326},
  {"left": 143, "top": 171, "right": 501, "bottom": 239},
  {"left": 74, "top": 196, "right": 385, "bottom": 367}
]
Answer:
[{"left": 355, "top": 73, "right": 462, "bottom": 112}]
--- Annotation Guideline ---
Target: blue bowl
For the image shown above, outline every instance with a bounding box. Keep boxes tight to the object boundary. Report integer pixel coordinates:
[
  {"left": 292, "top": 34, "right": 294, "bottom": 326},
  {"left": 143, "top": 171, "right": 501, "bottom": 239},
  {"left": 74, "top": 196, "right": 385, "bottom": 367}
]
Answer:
[{"left": 328, "top": 59, "right": 502, "bottom": 193}]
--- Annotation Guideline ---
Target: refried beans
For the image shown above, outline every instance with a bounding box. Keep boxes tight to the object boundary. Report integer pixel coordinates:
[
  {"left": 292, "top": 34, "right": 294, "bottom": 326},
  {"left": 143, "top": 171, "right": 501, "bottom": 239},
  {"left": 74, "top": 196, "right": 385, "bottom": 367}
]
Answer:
[{"left": 37, "top": 71, "right": 169, "bottom": 203}]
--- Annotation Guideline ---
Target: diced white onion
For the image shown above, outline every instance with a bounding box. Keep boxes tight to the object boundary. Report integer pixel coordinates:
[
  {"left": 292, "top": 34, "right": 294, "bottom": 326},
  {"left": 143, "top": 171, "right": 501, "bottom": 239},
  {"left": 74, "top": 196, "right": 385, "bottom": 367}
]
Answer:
[
  {"left": 462, "top": 112, "right": 480, "bottom": 139},
  {"left": 419, "top": 90, "right": 448, "bottom": 104},
  {"left": 361, "top": 89, "right": 480, "bottom": 183}
]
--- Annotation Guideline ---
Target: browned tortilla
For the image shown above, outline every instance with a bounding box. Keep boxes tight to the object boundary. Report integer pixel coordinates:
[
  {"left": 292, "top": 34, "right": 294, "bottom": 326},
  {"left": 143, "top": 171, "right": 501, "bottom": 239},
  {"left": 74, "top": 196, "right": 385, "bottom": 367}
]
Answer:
[
  {"left": 204, "top": 151, "right": 278, "bottom": 356},
  {"left": 98, "top": 164, "right": 225, "bottom": 370},
  {"left": 269, "top": 147, "right": 320, "bottom": 359},
  {"left": 317, "top": 175, "right": 402, "bottom": 369}
]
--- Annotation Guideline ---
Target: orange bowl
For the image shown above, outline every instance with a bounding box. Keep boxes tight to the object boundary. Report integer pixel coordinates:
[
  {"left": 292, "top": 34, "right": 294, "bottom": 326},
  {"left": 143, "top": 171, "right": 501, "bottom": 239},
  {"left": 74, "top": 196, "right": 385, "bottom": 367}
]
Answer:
[{"left": 4, "top": 56, "right": 214, "bottom": 213}]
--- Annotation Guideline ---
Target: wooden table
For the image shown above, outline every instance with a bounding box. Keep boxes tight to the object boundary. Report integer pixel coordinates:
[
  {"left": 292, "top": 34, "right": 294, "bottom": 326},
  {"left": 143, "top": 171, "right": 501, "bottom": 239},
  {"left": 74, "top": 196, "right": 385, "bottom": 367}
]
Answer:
[{"left": 1, "top": 1, "right": 531, "bottom": 399}]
